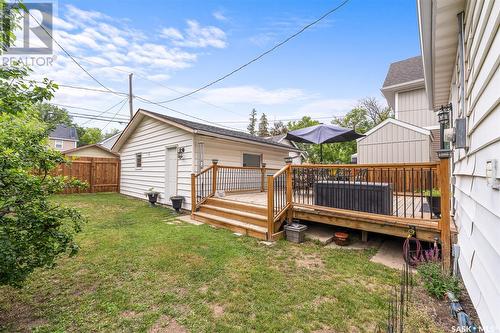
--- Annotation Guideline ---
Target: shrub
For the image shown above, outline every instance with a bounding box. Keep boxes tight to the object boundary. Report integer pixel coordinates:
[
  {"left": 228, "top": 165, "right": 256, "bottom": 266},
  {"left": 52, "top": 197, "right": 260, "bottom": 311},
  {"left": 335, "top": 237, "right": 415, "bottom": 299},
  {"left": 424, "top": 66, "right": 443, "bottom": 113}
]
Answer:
[{"left": 417, "top": 262, "right": 460, "bottom": 299}]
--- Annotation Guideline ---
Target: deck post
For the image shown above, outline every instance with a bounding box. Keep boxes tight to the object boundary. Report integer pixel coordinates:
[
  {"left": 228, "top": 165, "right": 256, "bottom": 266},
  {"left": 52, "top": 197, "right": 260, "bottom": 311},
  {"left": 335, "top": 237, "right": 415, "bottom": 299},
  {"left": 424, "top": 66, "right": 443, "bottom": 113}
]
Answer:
[
  {"left": 286, "top": 164, "right": 293, "bottom": 224},
  {"left": 438, "top": 158, "right": 451, "bottom": 273},
  {"left": 260, "top": 163, "right": 266, "bottom": 192},
  {"left": 211, "top": 159, "right": 218, "bottom": 196},
  {"left": 191, "top": 173, "right": 196, "bottom": 217},
  {"left": 267, "top": 175, "right": 274, "bottom": 240}
]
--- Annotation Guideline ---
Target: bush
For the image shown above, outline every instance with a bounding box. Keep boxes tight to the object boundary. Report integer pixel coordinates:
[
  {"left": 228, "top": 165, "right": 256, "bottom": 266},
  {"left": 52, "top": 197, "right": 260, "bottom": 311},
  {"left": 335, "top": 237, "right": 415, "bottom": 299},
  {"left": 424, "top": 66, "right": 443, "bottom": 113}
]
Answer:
[{"left": 417, "top": 262, "right": 460, "bottom": 299}]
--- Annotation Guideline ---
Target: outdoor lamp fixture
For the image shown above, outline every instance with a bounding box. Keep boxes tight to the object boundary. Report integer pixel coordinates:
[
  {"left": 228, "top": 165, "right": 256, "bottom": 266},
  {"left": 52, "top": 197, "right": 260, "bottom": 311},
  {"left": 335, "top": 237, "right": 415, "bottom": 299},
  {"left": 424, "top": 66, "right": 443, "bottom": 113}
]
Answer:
[
  {"left": 436, "top": 104, "right": 452, "bottom": 159},
  {"left": 284, "top": 156, "right": 293, "bottom": 164},
  {"left": 177, "top": 147, "right": 185, "bottom": 159},
  {"left": 211, "top": 159, "right": 219, "bottom": 165}
]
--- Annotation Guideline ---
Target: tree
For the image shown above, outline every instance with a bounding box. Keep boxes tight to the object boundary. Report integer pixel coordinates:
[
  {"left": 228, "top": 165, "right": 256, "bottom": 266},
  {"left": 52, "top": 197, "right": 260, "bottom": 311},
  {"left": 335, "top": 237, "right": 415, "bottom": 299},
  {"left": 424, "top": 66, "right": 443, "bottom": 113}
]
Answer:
[
  {"left": 103, "top": 128, "right": 120, "bottom": 140},
  {"left": 358, "top": 97, "right": 393, "bottom": 126},
  {"left": 36, "top": 103, "right": 73, "bottom": 130},
  {"left": 257, "top": 113, "right": 269, "bottom": 137},
  {"left": 269, "top": 121, "right": 287, "bottom": 136},
  {"left": 79, "top": 127, "right": 103, "bottom": 146},
  {"left": 247, "top": 108, "right": 257, "bottom": 135},
  {"left": 0, "top": 6, "right": 85, "bottom": 287}
]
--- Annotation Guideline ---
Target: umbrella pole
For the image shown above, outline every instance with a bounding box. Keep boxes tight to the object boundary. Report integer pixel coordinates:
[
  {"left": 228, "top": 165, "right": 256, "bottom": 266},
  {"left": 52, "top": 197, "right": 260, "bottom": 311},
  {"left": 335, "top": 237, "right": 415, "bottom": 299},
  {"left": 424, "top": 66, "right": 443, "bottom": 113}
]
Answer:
[{"left": 320, "top": 144, "right": 323, "bottom": 163}]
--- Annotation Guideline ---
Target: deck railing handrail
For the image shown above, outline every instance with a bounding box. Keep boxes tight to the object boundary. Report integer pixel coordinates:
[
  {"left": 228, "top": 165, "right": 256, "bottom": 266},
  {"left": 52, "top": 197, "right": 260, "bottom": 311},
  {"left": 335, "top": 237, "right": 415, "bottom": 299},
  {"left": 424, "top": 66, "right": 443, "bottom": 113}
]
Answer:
[{"left": 191, "top": 164, "right": 215, "bottom": 215}]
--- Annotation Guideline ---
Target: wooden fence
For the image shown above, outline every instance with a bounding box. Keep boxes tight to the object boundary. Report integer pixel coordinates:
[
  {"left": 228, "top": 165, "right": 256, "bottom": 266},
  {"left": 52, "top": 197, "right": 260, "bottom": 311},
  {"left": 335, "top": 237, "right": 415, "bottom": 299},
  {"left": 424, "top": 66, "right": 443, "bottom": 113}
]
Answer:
[{"left": 53, "top": 156, "right": 120, "bottom": 194}]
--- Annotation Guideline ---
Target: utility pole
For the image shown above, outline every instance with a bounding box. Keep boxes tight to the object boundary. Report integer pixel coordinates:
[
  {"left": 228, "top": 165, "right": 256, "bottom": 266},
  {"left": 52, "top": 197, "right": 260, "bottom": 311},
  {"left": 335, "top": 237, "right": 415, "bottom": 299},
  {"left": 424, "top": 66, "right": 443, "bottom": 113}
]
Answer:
[{"left": 128, "top": 73, "right": 133, "bottom": 119}]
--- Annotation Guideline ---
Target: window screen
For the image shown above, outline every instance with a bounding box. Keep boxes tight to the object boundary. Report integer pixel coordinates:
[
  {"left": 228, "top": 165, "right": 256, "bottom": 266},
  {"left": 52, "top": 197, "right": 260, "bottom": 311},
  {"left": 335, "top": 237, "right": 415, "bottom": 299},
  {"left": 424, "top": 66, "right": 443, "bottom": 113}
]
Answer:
[
  {"left": 242, "top": 153, "right": 261, "bottom": 167},
  {"left": 136, "top": 153, "right": 142, "bottom": 168}
]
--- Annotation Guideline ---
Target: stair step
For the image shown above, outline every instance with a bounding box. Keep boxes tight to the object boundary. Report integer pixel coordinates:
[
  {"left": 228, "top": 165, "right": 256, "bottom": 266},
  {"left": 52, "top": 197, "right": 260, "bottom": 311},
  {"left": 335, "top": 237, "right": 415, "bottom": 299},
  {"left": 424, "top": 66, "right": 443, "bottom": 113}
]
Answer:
[
  {"left": 199, "top": 204, "right": 267, "bottom": 227},
  {"left": 205, "top": 197, "right": 267, "bottom": 215},
  {"left": 193, "top": 211, "right": 268, "bottom": 240}
]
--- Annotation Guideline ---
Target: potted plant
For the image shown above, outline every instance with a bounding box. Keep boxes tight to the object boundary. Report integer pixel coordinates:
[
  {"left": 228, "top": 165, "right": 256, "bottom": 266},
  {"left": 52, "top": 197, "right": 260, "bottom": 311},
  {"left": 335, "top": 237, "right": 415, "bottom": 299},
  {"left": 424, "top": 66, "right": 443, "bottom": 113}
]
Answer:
[
  {"left": 170, "top": 195, "right": 184, "bottom": 212},
  {"left": 145, "top": 188, "right": 160, "bottom": 206},
  {"left": 423, "top": 188, "right": 441, "bottom": 218}
]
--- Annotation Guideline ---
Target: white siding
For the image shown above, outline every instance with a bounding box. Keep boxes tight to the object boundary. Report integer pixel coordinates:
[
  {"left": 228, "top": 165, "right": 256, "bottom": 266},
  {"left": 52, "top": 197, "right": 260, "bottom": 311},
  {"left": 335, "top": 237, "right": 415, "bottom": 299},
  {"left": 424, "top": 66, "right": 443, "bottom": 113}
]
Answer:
[
  {"left": 357, "top": 122, "right": 431, "bottom": 163},
  {"left": 452, "top": 0, "right": 500, "bottom": 329},
  {"left": 119, "top": 117, "right": 194, "bottom": 210},
  {"left": 397, "top": 88, "right": 439, "bottom": 127},
  {"left": 195, "top": 135, "right": 289, "bottom": 169}
]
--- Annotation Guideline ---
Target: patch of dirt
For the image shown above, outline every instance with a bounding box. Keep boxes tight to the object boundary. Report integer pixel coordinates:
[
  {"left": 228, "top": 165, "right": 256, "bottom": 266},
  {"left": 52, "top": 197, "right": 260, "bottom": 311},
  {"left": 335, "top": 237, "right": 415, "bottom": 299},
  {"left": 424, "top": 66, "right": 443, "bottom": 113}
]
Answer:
[
  {"left": 198, "top": 285, "right": 208, "bottom": 293},
  {"left": 295, "top": 253, "right": 325, "bottom": 270},
  {"left": 210, "top": 303, "right": 225, "bottom": 318},
  {"left": 312, "top": 296, "right": 336, "bottom": 307},
  {"left": 121, "top": 310, "right": 141, "bottom": 319},
  {"left": 458, "top": 283, "right": 480, "bottom": 326},
  {"left": 0, "top": 300, "right": 48, "bottom": 332},
  {"left": 148, "top": 315, "right": 187, "bottom": 333},
  {"left": 411, "top": 284, "right": 458, "bottom": 332}
]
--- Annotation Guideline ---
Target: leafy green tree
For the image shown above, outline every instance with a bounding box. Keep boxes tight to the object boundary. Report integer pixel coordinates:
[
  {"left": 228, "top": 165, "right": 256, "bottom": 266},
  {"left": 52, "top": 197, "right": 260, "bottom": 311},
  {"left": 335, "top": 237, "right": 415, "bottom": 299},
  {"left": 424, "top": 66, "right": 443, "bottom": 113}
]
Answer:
[
  {"left": 36, "top": 103, "right": 73, "bottom": 130},
  {"left": 247, "top": 108, "right": 257, "bottom": 135},
  {"left": 257, "top": 113, "right": 269, "bottom": 137},
  {"left": 358, "top": 97, "right": 394, "bottom": 126},
  {"left": 79, "top": 127, "right": 103, "bottom": 146},
  {"left": 0, "top": 8, "right": 85, "bottom": 287}
]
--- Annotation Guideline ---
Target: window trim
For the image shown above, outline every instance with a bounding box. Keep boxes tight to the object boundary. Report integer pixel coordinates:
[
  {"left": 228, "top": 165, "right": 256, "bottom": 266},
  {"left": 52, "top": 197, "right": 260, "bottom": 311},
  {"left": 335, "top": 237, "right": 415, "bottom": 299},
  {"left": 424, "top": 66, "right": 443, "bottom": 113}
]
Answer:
[
  {"left": 54, "top": 140, "right": 64, "bottom": 149},
  {"left": 242, "top": 153, "right": 262, "bottom": 167},
  {"left": 135, "top": 153, "right": 142, "bottom": 169}
]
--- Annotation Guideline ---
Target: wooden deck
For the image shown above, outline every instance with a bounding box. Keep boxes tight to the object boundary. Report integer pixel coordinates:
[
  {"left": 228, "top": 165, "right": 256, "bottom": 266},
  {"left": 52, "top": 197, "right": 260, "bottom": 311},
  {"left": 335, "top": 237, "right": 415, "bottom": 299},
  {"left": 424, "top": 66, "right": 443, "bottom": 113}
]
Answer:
[{"left": 222, "top": 192, "right": 434, "bottom": 220}]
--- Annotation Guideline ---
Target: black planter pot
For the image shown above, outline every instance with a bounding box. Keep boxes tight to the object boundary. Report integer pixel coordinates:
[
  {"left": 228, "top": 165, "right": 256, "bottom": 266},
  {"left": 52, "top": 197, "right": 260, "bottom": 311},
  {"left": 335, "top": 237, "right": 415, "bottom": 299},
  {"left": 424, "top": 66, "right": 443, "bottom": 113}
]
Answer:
[
  {"left": 147, "top": 193, "right": 159, "bottom": 206},
  {"left": 170, "top": 196, "right": 184, "bottom": 212},
  {"left": 426, "top": 196, "right": 441, "bottom": 218}
]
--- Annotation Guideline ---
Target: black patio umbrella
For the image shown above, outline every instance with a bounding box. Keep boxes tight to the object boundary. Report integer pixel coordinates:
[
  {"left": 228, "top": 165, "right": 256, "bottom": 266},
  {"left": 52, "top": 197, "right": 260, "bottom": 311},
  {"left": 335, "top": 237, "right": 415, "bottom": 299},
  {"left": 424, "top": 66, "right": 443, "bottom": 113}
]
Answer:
[{"left": 285, "top": 124, "right": 364, "bottom": 162}]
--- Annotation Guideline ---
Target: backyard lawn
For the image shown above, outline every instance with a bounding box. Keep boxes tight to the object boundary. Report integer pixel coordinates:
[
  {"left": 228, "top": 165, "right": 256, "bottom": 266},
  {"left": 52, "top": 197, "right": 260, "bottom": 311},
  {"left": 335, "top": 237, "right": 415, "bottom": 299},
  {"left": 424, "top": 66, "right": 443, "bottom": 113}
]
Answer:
[{"left": 0, "top": 193, "right": 444, "bottom": 332}]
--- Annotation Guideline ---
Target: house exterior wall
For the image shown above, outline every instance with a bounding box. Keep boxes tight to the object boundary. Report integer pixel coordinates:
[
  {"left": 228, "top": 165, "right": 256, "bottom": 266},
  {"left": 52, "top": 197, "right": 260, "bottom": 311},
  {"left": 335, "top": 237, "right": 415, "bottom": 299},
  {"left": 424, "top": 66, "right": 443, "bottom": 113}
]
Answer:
[
  {"left": 65, "top": 146, "right": 117, "bottom": 158},
  {"left": 194, "top": 135, "right": 289, "bottom": 170},
  {"left": 357, "top": 122, "right": 431, "bottom": 164},
  {"left": 48, "top": 138, "right": 77, "bottom": 151},
  {"left": 119, "top": 116, "right": 194, "bottom": 210},
  {"left": 396, "top": 88, "right": 439, "bottom": 127},
  {"left": 450, "top": 0, "right": 500, "bottom": 328}
]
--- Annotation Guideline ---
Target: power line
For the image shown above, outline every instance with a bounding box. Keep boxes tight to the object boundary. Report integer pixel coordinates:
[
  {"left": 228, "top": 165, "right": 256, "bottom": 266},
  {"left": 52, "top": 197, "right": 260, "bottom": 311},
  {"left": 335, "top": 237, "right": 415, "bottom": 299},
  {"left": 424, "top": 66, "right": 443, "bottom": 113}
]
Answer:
[
  {"left": 102, "top": 99, "right": 129, "bottom": 131},
  {"left": 27, "top": 10, "right": 123, "bottom": 97},
  {"left": 156, "top": 0, "right": 351, "bottom": 104},
  {"left": 80, "top": 98, "right": 129, "bottom": 125},
  {"left": 67, "top": 113, "right": 129, "bottom": 123},
  {"left": 39, "top": 81, "right": 128, "bottom": 96}
]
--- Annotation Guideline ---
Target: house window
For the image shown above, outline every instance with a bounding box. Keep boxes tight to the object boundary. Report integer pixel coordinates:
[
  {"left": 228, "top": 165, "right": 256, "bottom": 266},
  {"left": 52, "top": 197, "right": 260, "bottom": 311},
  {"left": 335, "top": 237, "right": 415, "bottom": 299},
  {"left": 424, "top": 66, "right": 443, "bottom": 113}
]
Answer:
[
  {"left": 243, "top": 153, "right": 261, "bottom": 167},
  {"left": 135, "top": 153, "right": 142, "bottom": 168},
  {"left": 54, "top": 140, "right": 63, "bottom": 150}
]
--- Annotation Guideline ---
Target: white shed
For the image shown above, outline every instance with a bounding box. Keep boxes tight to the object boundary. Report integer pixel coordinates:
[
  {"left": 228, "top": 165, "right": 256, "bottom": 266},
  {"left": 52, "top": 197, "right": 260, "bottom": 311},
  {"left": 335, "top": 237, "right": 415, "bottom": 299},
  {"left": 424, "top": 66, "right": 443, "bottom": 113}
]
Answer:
[{"left": 112, "top": 109, "right": 300, "bottom": 211}]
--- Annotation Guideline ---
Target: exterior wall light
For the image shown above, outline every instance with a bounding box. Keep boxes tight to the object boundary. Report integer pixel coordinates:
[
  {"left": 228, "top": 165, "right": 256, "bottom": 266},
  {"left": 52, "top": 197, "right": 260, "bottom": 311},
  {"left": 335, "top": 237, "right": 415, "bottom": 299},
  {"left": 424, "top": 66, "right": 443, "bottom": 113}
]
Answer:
[
  {"left": 436, "top": 104, "right": 453, "bottom": 159},
  {"left": 211, "top": 159, "right": 219, "bottom": 165},
  {"left": 177, "top": 147, "right": 185, "bottom": 159},
  {"left": 284, "top": 156, "right": 293, "bottom": 164}
]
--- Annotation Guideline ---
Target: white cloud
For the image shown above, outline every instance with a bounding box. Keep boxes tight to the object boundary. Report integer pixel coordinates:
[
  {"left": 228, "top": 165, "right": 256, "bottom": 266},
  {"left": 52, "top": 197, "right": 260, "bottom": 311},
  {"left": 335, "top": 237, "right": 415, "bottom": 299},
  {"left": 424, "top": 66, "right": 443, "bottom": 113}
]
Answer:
[
  {"left": 213, "top": 11, "right": 227, "bottom": 21},
  {"left": 147, "top": 74, "right": 171, "bottom": 82},
  {"left": 53, "top": 16, "right": 75, "bottom": 30},
  {"left": 200, "top": 86, "right": 306, "bottom": 105},
  {"left": 160, "top": 27, "right": 183, "bottom": 40},
  {"left": 161, "top": 20, "right": 227, "bottom": 49}
]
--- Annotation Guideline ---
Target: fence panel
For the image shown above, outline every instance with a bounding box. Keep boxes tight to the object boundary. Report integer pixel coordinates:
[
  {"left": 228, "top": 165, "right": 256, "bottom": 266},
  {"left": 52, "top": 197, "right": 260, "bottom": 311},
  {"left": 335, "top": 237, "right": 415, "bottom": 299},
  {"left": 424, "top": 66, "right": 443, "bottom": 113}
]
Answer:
[{"left": 53, "top": 157, "right": 120, "bottom": 194}]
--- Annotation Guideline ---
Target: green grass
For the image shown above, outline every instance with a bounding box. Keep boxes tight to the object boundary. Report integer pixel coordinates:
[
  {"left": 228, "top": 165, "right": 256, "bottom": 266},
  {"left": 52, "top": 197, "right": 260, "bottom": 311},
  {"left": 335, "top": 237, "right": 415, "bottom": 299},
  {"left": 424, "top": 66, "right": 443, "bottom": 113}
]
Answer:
[{"left": 0, "top": 193, "right": 442, "bottom": 332}]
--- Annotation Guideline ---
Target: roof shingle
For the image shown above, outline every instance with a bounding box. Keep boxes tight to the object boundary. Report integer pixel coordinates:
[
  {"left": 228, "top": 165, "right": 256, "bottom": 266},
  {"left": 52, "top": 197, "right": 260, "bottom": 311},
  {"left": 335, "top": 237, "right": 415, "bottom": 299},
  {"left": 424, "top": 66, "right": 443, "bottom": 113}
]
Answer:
[
  {"left": 382, "top": 56, "right": 423, "bottom": 88},
  {"left": 49, "top": 124, "right": 78, "bottom": 141}
]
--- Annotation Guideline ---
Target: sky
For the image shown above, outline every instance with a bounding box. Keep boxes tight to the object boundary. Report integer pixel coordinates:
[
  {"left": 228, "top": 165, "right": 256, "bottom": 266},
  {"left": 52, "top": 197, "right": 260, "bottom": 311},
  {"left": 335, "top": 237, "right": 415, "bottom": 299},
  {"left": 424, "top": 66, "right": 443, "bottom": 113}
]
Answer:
[{"left": 15, "top": 0, "right": 422, "bottom": 132}]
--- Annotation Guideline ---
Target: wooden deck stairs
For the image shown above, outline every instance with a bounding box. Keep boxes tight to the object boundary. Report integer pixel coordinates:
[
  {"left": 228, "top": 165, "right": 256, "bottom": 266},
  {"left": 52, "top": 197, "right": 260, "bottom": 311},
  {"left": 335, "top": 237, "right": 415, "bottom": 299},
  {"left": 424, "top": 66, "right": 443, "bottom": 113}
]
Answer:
[{"left": 192, "top": 197, "right": 268, "bottom": 240}]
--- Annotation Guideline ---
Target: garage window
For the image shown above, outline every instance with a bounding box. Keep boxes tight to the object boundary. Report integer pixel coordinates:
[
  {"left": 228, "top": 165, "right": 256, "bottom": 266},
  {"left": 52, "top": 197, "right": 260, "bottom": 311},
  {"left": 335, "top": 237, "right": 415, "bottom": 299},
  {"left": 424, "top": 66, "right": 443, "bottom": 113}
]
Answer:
[
  {"left": 135, "top": 153, "right": 142, "bottom": 168},
  {"left": 243, "top": 153, "right": 261, "bottom": 167}
]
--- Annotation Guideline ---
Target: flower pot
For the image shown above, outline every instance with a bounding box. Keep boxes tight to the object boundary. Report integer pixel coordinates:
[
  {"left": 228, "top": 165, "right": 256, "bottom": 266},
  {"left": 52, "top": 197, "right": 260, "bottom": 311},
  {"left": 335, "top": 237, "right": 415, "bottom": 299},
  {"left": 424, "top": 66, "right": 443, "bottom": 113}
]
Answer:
[
  {"left": 333, "top": 232, "right": 349, "bottom": 246},
  {"left": 426, "top": 196, "right": 441, "bottom": 218},
  {"left": 170, "top": 196, "right": 184, "bottom": 212},
  {"left": 147, "top": 192, "right": 159, "bottom": 206}
]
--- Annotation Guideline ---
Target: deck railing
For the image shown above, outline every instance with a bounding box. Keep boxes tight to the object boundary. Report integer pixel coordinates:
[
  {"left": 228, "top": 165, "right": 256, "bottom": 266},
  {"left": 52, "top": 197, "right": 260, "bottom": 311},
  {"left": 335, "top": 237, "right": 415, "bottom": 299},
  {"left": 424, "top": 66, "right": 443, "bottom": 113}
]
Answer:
[
  {"left": 267, "top": 164, "right": 292, "bottom": 237},
  {"left": 191, "top": 164, "right": 214, "bottom": 213},
  {"left": 291, "top": 163, "right": 440, "bottom": 219}
]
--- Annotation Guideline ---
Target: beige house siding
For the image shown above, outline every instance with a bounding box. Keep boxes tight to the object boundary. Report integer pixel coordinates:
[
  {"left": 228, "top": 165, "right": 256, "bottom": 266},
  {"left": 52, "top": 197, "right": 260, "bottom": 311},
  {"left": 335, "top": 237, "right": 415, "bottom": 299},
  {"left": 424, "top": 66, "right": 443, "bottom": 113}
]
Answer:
[
  {"left": 48, "top": 138, "right": 77, "bottom": 151},
  {"left": 397, "top": 88, "right": 439, "bottom": 127},
  {"left": 195, "top": 135, "right": 288, "bottom": 170},
  {"left": 451, "top": 0, "right": 500, "bottom": 328},
  {"left": 64, "top": 146, "right": 117, "bottom": 158},
  {"left": 357, "top": 121, "right": 431, "bottom": 164},
  {"left": 119, "top": 116, "right": 194, "bottom": 210}
]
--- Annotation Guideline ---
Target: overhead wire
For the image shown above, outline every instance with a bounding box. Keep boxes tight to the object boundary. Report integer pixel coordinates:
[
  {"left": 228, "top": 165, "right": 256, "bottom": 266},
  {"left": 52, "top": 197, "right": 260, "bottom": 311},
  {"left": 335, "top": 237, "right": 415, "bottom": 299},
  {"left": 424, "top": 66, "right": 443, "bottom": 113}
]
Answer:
[{"left": 156, "top": 0, "right": 351, "bottom": 104}]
